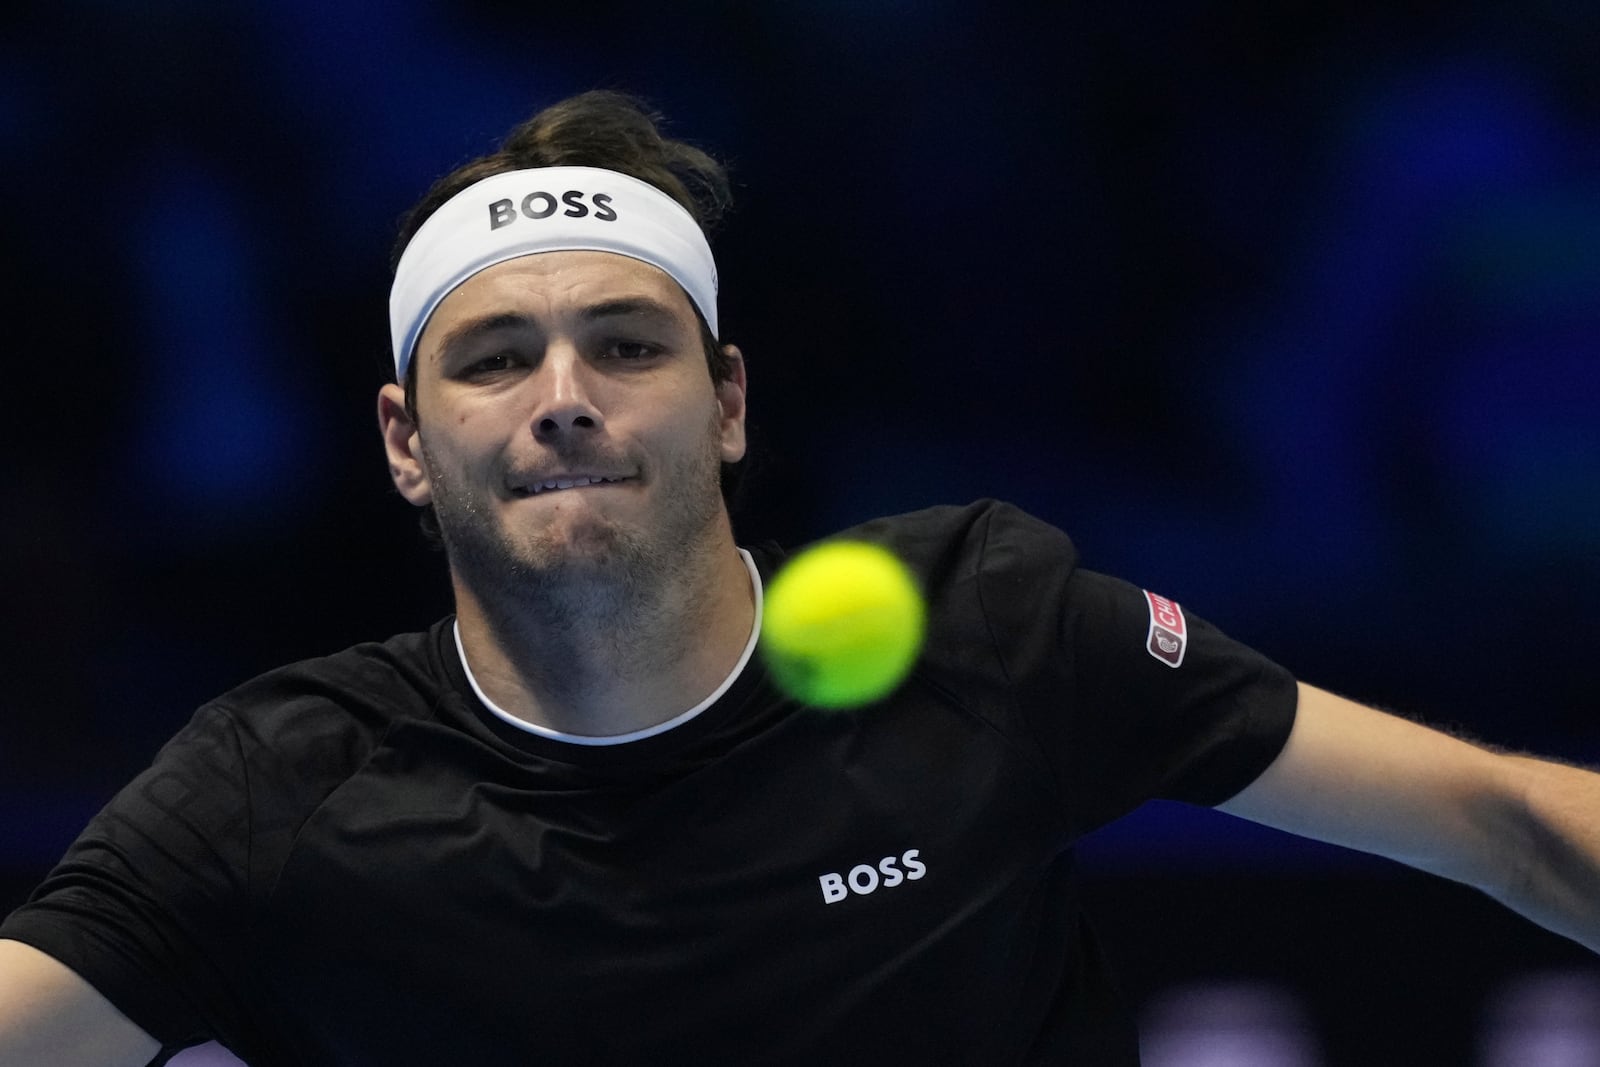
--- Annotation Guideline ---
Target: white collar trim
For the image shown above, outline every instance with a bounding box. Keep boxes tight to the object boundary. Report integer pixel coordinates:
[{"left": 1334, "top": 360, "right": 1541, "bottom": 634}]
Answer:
[{"left": 453, "top": 548, "right": 763, "bottom": 747}]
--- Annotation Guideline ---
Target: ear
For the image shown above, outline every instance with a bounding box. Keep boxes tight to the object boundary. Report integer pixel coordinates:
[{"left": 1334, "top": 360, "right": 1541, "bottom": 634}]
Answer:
[
  {"left": 715, "top": 343, "right": 748, "bottom": 464},
  {"left": 377, "top": 382, "right": 434, "bottom": 507}
]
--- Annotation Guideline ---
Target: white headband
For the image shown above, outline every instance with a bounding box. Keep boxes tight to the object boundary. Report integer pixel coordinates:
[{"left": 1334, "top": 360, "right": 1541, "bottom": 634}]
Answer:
[{"left": 389, "top": 165, "right": 719, "bottom": 379}]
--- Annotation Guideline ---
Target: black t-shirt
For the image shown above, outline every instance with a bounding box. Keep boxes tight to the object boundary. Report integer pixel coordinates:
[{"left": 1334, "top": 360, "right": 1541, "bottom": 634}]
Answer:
[{"left": 1, "top": 501, "right": 1298, "bottom": 1065}]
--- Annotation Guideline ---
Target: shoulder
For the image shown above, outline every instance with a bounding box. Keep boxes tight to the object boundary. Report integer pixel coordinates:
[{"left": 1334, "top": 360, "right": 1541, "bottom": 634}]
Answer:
[
  {"left": 744, "top": 500, "right": 1081, "bottom": 643},
  {"left": 200, "top": 620, "right": 454, "bottom": 763},
  {"left": 834, "top": 498, "right": 1071, "bottom": 546},
  {"left": 825, "top": 499, "right": 1079, "bottom": 584},
  {"left": 90, "top": 621, "right": 465, "bottom": 847},
  {"left": 754, "top": 501, "right": 1082, "bottom": 686},
  {"left": 843, "top": 502, "right": 1080, "bottom": 630}
]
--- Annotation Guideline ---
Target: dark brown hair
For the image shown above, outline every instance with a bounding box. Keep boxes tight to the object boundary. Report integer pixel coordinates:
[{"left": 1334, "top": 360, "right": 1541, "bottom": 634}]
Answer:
[{"left": 392, "top": 91, "right": 744, "bottom": 545}]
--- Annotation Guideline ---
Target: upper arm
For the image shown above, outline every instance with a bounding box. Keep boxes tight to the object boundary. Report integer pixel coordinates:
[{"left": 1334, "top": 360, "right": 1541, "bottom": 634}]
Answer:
[
  {"left": 1216, "top": 681, "right": 1527, "bottom": 892},
  {"left": 0, "top": 938, "right": 161, "bottom": 1067}
]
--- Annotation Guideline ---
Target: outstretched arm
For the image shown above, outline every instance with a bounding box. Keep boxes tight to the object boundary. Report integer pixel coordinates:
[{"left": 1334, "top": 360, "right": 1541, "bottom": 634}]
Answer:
[
  {"left": 0, "top": 939, "right": 160, "bottom": 1067},
  {"left": 1217, "top": 682, "right": 1600, "bottom": 953}
]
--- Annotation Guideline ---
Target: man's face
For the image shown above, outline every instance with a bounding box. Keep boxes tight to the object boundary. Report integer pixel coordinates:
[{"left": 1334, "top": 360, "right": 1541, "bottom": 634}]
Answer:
[{"left": 385, "top": 250, "right": 746, "bottom": 609}]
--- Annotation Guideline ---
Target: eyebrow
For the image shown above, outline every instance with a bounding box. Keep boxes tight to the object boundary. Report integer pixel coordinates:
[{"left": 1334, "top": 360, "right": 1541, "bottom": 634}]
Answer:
[
  {"left": 578, "top": 296, "right": 683, "bottom": 327},
  {"left": 433, "top": 312, "right": 536, "bottom": 365}
]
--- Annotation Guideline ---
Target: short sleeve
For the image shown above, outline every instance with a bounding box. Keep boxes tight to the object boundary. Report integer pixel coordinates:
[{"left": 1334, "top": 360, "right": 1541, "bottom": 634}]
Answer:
[
  {"left": 0, "top": 704, "right": 255, "bottom": 1051},
  {"left": 972, "top": 504, "right": 1298, "bottom": 837}
]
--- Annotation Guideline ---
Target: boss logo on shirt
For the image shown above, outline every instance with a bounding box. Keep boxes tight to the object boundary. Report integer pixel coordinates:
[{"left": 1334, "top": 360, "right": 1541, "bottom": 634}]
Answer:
[
  {"left": 818, "top": 849, "right": 926, "bottom": 903},
  {"left": 1144, "top": 590, "right": 1187, "bottom": 668},
  {"left": 488, "top": 190, "right": 619, "bottom": 229}
]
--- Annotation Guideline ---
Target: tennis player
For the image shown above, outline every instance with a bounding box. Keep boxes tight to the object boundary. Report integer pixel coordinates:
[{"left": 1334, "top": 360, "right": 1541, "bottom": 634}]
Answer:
[{"left": 3, "top": 91, "right": 1598, "bottom": 1065}]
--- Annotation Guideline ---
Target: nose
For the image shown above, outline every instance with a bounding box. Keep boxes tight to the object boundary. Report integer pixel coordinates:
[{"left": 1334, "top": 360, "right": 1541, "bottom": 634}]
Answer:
[{"left": 530, "top": 346, "right": 602, "bottom": 441}]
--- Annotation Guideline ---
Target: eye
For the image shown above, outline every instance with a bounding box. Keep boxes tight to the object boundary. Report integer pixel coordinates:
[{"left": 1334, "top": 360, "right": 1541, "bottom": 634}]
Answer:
[
  {"left": 462, "top": 352, "right": 517, "bottom": 377},
  {"left": 607, "top": 340, "right": 661, "bottom": 361}
]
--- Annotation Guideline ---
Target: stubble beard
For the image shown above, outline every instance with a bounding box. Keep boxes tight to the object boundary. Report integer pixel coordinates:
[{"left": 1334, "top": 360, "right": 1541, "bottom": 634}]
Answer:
[{"left": 419, "top": 419, "right": 728, "bottom": 665}]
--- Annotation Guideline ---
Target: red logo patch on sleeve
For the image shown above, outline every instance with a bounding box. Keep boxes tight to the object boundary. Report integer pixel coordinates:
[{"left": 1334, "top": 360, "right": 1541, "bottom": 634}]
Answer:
[{"left": 1143, "top": 591, "right": 1187, "bottom": 668}]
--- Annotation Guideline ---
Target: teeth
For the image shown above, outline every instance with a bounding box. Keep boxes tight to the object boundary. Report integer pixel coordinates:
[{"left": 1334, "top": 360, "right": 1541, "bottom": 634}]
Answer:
[{"left": 524, "top": 476, "right": 622, "bottom": 495}]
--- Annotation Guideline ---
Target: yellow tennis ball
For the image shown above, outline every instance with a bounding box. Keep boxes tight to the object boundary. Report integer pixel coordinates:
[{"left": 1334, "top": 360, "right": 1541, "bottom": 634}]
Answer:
[{"left": 760, "top": 540, "right": 926, "bottom": 709}]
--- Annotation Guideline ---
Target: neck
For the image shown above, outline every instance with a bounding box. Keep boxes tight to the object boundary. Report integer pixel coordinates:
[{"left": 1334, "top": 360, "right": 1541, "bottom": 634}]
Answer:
[{"left": 452, "top": 525, "right": 757, "bottom": 737}]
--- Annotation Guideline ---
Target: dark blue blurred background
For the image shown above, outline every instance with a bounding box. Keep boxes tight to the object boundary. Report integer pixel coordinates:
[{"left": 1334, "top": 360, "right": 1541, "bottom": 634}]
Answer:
[{"left": 5, "top": 2, "right": 1600, "bottom": 1062}]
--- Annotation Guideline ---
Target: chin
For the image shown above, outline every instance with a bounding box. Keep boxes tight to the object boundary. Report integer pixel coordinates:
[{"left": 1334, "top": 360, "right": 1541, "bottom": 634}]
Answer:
[{"left": 515, "top": 515, "right": 631, "bottom": 567}]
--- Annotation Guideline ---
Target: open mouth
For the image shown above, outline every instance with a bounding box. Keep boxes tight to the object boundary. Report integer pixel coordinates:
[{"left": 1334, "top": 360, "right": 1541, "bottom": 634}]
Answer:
[{"left": 511, "top": 475, "right": 631, "bottom": 497}]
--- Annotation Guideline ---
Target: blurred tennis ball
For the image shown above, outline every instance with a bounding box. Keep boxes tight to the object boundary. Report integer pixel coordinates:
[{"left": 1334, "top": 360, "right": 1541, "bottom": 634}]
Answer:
[{"left": 760, "top": 540, "right": 925, "bottom": 709}]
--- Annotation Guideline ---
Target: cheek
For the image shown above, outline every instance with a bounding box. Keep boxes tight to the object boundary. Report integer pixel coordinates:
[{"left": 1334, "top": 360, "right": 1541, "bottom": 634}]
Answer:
[
  {"left": 685, "top": 397, "right": 731, "bottom": 458},
  {"left": 633, "top": 387, "right": 715, "bottom": 444},
  {"left": 418, "top": 416, "right": 499, "bottom": 478},
  {"left": 439, "top": 399, "right": 510, "bottom": 449}
]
